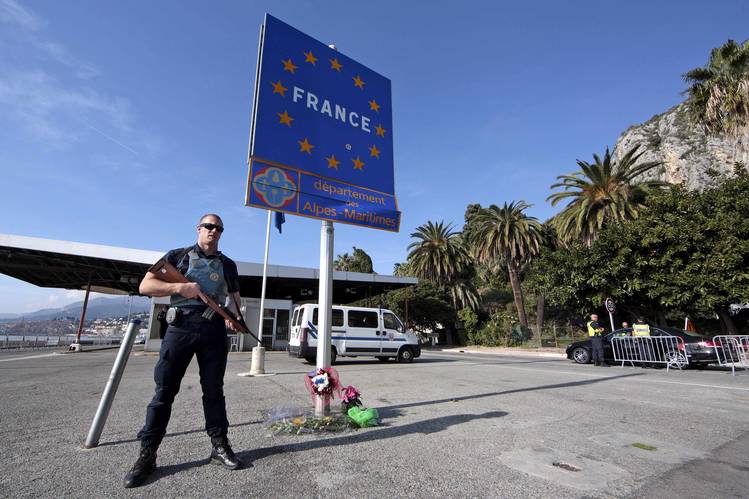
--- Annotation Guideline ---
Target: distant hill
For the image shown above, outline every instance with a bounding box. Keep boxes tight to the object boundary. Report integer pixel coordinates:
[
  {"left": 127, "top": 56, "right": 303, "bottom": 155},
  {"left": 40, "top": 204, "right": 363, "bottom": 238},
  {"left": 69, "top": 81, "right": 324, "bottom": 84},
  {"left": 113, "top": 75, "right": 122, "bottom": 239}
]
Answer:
[
  {"left": 615, "top": 103, "right": 749, "bottom": 191},
  {"left": 0, "top": 296, "right": 151, "bottom": 322}
]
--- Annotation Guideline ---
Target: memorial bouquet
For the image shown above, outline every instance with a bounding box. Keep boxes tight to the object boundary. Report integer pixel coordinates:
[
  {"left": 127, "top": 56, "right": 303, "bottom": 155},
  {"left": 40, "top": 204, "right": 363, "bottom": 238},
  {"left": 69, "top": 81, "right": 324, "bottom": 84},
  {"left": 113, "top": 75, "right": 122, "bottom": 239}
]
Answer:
[
  {"left": 340, "top": 384, "right": 378, "bottom": 428},
  {"left": 268, "top": 369, "right": 379, "bottom": 435},
  {"left": 341, "top": 385, "right": 362, "bottom": 411},
  {"left": 303, "top": 367, "right": 341, "bottom": 401}
]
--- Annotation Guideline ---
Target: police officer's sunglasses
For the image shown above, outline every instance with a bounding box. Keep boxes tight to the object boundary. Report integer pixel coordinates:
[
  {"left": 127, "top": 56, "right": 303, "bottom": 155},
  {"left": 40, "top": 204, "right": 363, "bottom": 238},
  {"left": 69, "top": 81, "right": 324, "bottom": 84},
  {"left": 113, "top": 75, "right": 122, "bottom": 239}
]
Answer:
[{"left": 199, "top": 223, "right": 224, "bottom": 233}]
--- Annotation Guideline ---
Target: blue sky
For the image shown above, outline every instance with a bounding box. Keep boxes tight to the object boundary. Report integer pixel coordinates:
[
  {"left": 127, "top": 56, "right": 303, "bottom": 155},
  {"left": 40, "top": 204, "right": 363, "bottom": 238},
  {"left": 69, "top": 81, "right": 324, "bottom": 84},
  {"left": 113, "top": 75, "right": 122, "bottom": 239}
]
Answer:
[{"left": 0, "top": 0, "right": 746, "bottom": 314}]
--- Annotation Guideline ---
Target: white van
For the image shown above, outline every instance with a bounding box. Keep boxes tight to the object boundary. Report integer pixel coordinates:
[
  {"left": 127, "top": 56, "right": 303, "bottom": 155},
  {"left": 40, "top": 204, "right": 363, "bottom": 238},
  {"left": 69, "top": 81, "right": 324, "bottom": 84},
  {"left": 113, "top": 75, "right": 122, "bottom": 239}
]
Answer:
[{"left": 288, "top": 304, "right": 421, "bottom": 364}]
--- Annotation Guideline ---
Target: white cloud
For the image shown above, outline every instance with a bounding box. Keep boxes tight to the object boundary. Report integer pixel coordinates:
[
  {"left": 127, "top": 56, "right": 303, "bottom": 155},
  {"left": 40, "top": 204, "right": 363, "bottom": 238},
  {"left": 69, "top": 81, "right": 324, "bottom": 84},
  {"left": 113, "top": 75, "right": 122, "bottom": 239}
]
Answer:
[
  {"left": 0, "top": 0, "right": 45, "bottom": 31},
  {"left": 0, "top": 1, "right": 152, "bottom": 156},
  {"left": 33, "top": 40, "right": 100, "bottom": 79},
  {"left": 0, "top": 70, "right": 134, "bottom": 147}
]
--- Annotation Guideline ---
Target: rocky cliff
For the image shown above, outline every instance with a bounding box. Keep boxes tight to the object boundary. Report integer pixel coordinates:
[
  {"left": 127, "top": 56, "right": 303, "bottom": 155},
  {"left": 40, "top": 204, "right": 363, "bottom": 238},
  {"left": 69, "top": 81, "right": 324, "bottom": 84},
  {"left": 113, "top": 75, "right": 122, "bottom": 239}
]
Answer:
[{"left": 614, "top": 102, "right": 749, "bottom": 190}]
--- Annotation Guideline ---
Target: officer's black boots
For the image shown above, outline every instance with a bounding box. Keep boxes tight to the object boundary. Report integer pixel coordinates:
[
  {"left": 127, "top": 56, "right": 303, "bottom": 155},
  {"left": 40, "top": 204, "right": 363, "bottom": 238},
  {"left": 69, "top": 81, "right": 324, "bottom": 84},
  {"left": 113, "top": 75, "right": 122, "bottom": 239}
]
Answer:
[
  {"left": 123, "top": 446, "right": 157, "bottom": 488},
  {"left": 210, "top": 437, "right": 242, "bottom": 470}
]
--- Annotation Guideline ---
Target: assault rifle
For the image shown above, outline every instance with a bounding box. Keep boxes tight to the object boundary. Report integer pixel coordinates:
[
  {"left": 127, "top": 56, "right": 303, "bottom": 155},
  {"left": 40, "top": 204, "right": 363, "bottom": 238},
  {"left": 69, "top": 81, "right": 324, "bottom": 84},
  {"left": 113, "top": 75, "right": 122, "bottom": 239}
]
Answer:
[{"left": 148, "top": 259, "right": 261, "bottom": 343}]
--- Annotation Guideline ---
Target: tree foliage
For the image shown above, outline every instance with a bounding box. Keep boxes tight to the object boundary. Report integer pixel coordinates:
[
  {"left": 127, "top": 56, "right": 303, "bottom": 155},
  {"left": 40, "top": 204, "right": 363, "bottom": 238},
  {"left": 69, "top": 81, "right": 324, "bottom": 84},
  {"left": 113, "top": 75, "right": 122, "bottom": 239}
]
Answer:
[
  {"left": 536, "top": 168, "right": 749, "bottom": 333},
  {"left": 547, "top": 146, "right": 667, "bottom": 246},
  {"left": 383, "top": 281, "right": 455, "bottom": 336},
  {"left": 683, "top": 39, "right": 749, "bottom": 135},
  {"left": 470, "top": 201, "right": 545, "bottom": 326},
  {"left": 406, "top": 221, "right": 479, "bottom": 311},
  {"left": 334, "top": 246, "right": 374, "bottom": 273}
]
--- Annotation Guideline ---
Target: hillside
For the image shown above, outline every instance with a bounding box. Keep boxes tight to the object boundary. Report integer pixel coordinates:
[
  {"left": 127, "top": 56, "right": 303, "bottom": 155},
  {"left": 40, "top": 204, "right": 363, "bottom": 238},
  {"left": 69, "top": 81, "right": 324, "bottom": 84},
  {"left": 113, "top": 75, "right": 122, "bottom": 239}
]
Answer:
[
  {"left": 0, "top": 296, "right": 151, "bottom": 323},
  {"left": 615, "top": 103, "right": 749, "bottom": 190}
]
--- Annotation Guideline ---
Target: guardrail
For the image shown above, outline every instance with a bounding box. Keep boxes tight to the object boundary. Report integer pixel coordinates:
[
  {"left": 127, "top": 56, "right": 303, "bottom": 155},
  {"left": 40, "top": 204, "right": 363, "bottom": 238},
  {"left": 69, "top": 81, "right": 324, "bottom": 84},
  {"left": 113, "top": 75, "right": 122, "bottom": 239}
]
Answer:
[
  {"left": 0, "top": 335, "right": 122, "bottom": 350},
  {"left": 712, "top": 335, "right": 749, "bottom": 376},
  {"left": 611, "top": 336, "right": 688, "bottom": 371}
]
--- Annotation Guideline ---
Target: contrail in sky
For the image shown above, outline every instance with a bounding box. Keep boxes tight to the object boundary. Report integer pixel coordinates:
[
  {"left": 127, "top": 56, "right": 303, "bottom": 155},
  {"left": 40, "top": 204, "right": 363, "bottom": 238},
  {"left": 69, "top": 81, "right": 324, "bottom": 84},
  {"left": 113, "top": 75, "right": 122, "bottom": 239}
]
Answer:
[{"left": 79, "top": 119, "right": 139, "bottom": 155}]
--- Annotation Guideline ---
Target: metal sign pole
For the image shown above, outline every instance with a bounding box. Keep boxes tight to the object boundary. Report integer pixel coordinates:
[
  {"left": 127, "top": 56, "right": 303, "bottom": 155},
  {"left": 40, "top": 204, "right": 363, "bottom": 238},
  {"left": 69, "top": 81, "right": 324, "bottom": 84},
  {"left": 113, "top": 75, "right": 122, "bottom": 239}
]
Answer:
[
  {"left": 83, "top": 319, "right": 140, "bottom": 448},
  {"left": 252, "top": 210, "right": 272, "bottom": 374},
  {"left": 315, "top": 220, "right": 334, "bottom": 416},
  {"left": 608, "top": 312, "right": 615, "bottom": 333}
]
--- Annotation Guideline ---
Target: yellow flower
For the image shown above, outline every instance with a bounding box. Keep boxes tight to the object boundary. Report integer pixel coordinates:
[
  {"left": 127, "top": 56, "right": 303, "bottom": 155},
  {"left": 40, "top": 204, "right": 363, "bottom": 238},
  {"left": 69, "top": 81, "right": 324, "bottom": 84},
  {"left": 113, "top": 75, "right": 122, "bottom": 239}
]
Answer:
[{"left": 291, "top": 417, "right": 305, "bottom": 425}]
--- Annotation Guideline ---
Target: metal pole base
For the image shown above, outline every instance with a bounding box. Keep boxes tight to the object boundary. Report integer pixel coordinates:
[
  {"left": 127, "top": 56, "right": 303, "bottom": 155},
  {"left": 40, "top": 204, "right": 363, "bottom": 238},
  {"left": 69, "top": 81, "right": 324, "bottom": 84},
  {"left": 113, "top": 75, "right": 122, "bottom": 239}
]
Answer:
[{"left": 315, "top": 395, "right": 331, "bottom": 417}]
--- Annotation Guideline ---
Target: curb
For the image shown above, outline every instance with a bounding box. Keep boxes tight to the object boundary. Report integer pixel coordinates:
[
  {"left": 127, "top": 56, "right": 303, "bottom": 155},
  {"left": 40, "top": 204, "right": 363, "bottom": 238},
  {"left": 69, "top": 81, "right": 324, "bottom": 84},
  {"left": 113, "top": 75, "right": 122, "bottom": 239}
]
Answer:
[{"left": 426, "top": 347, "right": 567, "bottom": 359}]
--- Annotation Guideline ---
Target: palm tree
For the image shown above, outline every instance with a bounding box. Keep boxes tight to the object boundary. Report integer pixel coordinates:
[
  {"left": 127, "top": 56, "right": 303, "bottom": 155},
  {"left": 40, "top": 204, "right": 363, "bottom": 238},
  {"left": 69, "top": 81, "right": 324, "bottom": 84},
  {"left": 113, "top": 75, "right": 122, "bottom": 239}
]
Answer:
[
  {"left": 406, "top": 220, "right": 479, "bottom": 311},
  {"left": 407, "top": 221, "right": 468, "bottom": 284},
  {"left": 683, "top": 39, "right": 749, "bottom": 135},
  {"left": 392, "top": 262, "right": 412, "bottom": 277},
  {"left": 470, "top": 201, "right": 544, "bottom": 327},
  {"left": 547, "top": 145, "right": 666, "bottom": 246},
  {"left": 334, "top": 252, "right": 355, "bottom": 271}
]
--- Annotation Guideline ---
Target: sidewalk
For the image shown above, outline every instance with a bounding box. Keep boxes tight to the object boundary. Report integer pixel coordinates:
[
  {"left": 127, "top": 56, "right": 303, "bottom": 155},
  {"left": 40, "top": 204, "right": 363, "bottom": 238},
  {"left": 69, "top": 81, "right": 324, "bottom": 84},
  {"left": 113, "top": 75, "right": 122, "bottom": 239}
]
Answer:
[{"left": 426, "top": 345, "right": 567, "bottom": 358}]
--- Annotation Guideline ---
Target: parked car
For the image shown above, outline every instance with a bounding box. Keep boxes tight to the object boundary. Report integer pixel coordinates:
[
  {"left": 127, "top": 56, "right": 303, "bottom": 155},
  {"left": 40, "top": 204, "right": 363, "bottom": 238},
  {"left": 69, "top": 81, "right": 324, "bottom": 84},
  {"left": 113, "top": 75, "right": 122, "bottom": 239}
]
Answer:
[{"left": 565, "top": 326, "right": 722, "bottom": 368}]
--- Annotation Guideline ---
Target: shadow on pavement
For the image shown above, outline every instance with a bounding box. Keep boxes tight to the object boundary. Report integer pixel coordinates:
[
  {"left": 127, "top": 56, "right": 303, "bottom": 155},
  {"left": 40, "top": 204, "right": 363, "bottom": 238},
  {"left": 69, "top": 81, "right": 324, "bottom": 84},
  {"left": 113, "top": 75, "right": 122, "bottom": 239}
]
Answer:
[
  {"left": 128, "top": 411, "right": 507, "bottom": 482},
  {"left": 238, "top": 410, "right": 509, "bottom": 465},
  {"left": 95, "top": 419, "right": 265, "bottom": 448},
  {"left": 384, "top": 371, "right": 644, "bottom": 412}
]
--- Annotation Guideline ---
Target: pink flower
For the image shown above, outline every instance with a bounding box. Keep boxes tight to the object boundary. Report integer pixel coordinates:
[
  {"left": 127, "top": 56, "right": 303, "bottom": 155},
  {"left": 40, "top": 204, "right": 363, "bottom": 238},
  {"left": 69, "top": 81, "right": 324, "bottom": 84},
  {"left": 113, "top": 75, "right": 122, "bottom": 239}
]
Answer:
[{"left": 342, "top": 385, "right": 361, "bottom": 403}]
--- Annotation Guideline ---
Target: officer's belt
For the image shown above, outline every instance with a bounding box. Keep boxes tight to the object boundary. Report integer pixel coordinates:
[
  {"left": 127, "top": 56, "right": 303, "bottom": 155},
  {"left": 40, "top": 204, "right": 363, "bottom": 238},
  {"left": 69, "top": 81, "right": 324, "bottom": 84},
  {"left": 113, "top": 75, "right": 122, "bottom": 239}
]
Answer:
[{"left": 174, "top": 305, "right": 209, "bottom": 316}]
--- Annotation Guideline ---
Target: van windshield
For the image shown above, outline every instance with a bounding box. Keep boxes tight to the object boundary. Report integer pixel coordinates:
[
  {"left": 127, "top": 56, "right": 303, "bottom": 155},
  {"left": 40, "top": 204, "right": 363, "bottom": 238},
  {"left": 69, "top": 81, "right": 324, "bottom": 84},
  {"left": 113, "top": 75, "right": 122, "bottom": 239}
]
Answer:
[{"left": 383, "top": 312, "right": 404, "bottom": 332}]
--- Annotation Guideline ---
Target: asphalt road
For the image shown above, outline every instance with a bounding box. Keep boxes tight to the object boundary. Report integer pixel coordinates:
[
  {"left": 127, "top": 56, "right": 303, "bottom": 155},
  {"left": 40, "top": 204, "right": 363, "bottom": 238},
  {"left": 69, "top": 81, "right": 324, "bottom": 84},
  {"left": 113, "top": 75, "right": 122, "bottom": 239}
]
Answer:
[{"left": 0, "top": 347, "right": 747, "bottom": 498}]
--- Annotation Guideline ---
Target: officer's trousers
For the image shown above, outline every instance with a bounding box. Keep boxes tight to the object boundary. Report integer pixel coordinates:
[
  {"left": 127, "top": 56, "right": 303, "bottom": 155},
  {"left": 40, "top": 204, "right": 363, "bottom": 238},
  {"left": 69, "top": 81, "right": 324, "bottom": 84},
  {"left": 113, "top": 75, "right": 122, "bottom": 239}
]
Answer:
[
  {"left": 591, "top": 335, "right": 604, "bottom": 365},
  {"left": 138, "top": 318, "right": 229, "bottom": 448}
]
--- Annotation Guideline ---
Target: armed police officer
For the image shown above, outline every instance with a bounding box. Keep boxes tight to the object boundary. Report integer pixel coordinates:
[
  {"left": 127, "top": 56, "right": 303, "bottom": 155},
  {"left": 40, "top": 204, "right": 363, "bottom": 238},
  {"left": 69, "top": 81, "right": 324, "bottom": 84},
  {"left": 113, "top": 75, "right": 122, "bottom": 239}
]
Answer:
[
  {"left": 587, "top": 313, "right": 606, "bottom": 366},
  {"left": 124, "top": 214, "right": 243, "bottom": 488}
]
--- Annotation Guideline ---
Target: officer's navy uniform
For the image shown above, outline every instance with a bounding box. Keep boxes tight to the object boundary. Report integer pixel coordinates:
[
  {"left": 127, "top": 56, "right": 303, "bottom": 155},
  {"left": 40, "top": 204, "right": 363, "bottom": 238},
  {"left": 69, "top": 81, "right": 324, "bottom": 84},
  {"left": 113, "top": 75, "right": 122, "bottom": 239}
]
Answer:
[
  {"left": 587, "top": 319, "right": 605, "bottom": 366},
  {"left": 137, "top": 245, "right": 240, "bottom": 448}
]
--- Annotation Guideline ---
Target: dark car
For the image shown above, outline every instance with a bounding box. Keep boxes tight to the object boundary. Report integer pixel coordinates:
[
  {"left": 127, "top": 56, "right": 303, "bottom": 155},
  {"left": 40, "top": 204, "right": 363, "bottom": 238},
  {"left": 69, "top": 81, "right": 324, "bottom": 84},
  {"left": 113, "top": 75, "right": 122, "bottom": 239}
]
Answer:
[{"left": 565, "top": 326, "right": 721, "bottom": 368}]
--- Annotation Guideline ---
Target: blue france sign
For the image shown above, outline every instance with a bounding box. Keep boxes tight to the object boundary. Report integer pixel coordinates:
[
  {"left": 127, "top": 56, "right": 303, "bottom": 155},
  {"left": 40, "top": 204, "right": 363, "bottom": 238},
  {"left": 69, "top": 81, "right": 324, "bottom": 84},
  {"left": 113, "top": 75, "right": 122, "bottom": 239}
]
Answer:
[{"left": 245, "top": 14, "right": 400, "bottom": 232}]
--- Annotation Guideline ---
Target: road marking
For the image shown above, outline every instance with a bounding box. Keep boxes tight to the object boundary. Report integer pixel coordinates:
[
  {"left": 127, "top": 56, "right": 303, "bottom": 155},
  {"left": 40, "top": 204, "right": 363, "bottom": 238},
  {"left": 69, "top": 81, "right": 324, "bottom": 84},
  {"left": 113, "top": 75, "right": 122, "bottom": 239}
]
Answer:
[
  {"left": 0, "top": 352, "right": 62, "bottom": 363},
  {"left": 425, "top": 352, "right": 749, "bottom": 391}
]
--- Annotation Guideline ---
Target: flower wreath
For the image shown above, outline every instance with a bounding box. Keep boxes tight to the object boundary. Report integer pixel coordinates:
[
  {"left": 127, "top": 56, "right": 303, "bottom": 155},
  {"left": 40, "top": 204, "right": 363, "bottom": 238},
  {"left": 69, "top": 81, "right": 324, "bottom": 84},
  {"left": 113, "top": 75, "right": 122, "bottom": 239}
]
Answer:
[{"left": 303, "top": 367, "right": 341, "bottom": 400}]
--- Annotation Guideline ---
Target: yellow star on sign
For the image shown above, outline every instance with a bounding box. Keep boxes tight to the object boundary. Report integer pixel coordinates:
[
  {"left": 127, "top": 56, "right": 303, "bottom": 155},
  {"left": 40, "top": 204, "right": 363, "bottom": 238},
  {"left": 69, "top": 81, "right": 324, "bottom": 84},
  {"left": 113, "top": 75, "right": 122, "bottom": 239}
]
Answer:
[
  {"left": 325, "top": 155, "right": 340, "bottom": 170},
  {"left": 298, "top": 137, "right": 314, "bottom": 155},
  {"left": 272, "top": 80, "right": 288, "bottom": 97},
  {"left": 329, "top": 58, "right": 342, "bottom": 72},
  {"left": 304, "top": 51, "right": 317, "bottom": 65},
  {"left": 368, "top": 145, "right": 381, "bottom": 158},
  {"left": 282, "top": 58, "right": 298, "bottom": 74},
  {"left": 375, "top": 124, "right": 387, "bottom": 137},
  {"left": 368, "top": 99, "right": 380, "bottom": 113},
  {"left": 352, "top": 156, "right": 365, "bottom": 170},
  {"left": 352, "top": 75, "right": 365, "bottom": 89},
  {"left": 277, "top": 110, "right": 293, "bottom": 127}
]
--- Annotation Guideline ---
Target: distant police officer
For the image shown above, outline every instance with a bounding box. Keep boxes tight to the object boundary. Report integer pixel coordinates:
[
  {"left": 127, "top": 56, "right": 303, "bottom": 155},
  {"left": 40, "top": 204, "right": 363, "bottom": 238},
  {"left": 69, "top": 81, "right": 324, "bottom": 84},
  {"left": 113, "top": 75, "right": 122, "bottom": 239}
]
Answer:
[
  {"left": 587, "top": 314, "right": 606, "bottom": 366},
  {"left": 124, "top": 214, "right": 242, "bottom": 488}
]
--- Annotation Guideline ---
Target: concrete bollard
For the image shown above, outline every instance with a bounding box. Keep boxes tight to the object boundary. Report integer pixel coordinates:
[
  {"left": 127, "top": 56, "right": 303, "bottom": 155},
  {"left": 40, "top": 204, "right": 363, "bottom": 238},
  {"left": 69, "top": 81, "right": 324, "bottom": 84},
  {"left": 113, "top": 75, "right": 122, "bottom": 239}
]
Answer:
[
  {"left": 249, "top": 346, "right": 266, "bottom": 375},
  {"left": 237, "top": 345, "right": 275, "bottom": 377}
]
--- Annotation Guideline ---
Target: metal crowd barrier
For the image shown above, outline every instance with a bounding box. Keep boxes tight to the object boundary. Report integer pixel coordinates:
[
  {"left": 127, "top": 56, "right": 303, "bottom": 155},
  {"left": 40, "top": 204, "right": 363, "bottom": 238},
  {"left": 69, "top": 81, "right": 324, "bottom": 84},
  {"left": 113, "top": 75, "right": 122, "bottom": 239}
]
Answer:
[
  {"left": 0, "top": 335, "right": 122, "bottom": 350},
  {"left": 611, "top": 336, "right": 688, "bottom": 371},
  {"left": 712, "top": 335, "right": 749, "bottom": 376}
]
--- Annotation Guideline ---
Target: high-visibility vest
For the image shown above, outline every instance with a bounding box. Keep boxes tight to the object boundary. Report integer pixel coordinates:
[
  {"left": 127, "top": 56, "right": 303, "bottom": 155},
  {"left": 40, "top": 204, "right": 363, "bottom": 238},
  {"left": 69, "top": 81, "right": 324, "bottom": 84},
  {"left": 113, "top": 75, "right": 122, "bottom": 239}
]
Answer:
[
  {"left": 632, "top": 323, "right": 651, "bottom": 337},
  {"left": 587, "top": 321, "right": 600, "bottom": 336}
]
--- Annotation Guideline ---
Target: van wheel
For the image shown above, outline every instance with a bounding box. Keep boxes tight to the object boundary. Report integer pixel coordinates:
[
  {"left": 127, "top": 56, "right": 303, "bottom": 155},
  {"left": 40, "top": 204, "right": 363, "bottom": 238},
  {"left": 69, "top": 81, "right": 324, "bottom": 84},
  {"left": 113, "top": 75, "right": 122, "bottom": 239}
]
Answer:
[
  {"left": 397, "top": 347, "right": 414, "bottom": 363},
  {"left": 304, "top": 356, "right": 315, "bottom": 364},
  {"left": 376, "top": 356, "right": 390, "bottom": 362},
  {"left": 330, "top": 347, "right": 337, "bottom": 365}
]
